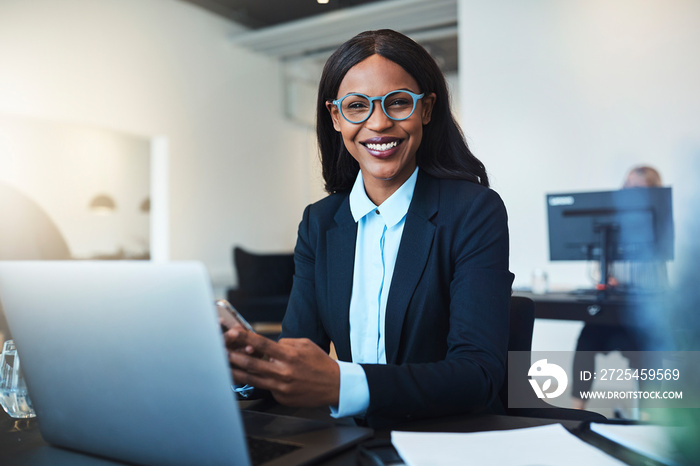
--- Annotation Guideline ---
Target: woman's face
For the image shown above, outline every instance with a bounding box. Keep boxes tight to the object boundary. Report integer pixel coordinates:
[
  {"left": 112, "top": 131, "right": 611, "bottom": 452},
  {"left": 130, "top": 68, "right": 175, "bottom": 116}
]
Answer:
[{"left": 326, "top": 54, "right": 435, "bottom": 203}]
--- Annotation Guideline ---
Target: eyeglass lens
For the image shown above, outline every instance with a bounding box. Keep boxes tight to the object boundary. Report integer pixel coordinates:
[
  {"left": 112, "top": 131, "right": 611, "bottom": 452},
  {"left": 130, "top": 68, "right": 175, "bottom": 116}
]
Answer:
[{"left": 341, "top": 91, "right": 416, "bottom": 123}]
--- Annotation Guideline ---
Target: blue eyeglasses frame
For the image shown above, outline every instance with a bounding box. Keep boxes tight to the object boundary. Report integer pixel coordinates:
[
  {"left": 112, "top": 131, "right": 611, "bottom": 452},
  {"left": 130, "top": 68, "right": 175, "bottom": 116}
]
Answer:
[{"left": 331, "top": 90, "right": 425, "bottom": 124}]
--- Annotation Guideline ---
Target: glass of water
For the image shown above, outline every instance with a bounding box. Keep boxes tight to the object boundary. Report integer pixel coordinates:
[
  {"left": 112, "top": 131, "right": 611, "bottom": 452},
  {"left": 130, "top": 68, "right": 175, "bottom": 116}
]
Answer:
[{"left": 0, "top": 339, "right": 36, "bottom": 418}]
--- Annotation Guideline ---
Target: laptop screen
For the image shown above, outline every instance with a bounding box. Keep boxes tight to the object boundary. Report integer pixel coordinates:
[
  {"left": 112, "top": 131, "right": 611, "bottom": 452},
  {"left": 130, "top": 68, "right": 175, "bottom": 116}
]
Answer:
[{"left": 0, "top": 261, "right": 250, "bottom": 465}]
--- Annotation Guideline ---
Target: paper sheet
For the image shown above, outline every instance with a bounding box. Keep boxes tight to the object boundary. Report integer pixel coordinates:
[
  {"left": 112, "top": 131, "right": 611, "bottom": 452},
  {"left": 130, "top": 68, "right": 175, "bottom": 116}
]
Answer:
[
  {"left": 590, "top": 423, "right": 683, "bottom": 466},
  {"left": 391, "top": 423, "right": 626, "bottom": 466}
]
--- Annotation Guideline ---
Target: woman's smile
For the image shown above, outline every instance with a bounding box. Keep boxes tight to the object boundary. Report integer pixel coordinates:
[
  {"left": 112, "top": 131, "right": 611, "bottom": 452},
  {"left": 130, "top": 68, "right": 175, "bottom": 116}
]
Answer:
[{"left": 361, "top": 137, "right": 404, "bottom": 158}]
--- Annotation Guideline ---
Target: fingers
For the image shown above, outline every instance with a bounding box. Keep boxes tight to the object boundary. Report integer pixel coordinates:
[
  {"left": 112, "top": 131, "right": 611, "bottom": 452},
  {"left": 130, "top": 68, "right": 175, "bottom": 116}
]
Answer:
[
  {"left": 277, "top": 337, "right": 313, "bottom": 347},
  {"left": 231, "top": 367, "right": 275, "bottom": 392},
  {"left": 231, "top": 367, "right": 302, "bottom": 407},
  {"left": 223, "top": 326, "right": 253, "bottom": 346},
  {"left": 228, "top": 348, "right": 274, "bottom": 374},
  {"left": 228, "top": 350, "right": 293, "bottom": 394},
  {"left": 225, "top": 328, "right": 292, "bottom": 361}
]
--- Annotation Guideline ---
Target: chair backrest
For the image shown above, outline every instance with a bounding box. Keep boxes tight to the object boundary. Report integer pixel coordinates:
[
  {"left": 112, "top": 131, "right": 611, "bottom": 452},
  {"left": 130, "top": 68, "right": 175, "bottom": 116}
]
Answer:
[
  {"left": 507, "top": 296, "right": 535, "bottom": 352},
  {"left": 498, "top": 296, "right": 535, "bottom": 408},
  {"left": 233, "top": 246, "right": 294, "bottom": 296},
  {"left": 500, "top": 295, "right": 608, "bottom": 422}
]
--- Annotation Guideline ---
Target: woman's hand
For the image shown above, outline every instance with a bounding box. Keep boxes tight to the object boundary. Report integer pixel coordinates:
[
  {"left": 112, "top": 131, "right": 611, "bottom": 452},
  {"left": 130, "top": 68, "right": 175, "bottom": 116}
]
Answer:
[{"left": 224, "top": 328, "right": 340, "bottom": 408}]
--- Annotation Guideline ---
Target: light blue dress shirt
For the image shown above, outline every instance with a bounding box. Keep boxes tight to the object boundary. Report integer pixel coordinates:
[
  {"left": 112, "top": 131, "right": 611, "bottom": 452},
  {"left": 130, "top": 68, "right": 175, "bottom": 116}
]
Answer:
[{"left": 331, "top": 167, "right": 418, "bottom": 418}]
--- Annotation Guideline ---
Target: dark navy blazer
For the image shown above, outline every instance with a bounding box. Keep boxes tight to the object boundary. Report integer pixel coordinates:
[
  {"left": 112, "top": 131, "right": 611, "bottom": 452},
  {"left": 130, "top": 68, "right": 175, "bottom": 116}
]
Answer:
[{"left": 281, "top": 171, "right": 514, "bottom": 426}]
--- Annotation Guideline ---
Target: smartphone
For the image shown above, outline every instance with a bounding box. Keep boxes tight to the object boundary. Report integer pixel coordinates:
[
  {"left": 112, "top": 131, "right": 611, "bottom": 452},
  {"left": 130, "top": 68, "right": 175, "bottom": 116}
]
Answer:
[
  {"left": 217, "top": 299, "right": 268, "bottom": 366},
  {"left": 215, "top": 299, "right": 255, "bottom": 333}
]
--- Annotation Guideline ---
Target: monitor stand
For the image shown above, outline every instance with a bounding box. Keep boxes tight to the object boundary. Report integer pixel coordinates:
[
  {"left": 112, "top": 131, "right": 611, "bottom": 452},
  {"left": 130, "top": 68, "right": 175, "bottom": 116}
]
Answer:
[{"left": 595, "top": 222, "right": 617, "bottom": 291}]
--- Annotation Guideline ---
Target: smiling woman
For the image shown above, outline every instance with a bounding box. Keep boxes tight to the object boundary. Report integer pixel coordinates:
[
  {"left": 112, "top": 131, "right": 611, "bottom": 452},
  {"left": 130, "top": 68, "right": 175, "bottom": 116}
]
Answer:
[
  {"left": 317, "top": 31, "right": 488, "bottom": 197},
  {"left": 325, "top": 54, "right": 435, "bottom": 204},
  {"left": 225, "top": 29, "right": 513, "bottom": 428}
]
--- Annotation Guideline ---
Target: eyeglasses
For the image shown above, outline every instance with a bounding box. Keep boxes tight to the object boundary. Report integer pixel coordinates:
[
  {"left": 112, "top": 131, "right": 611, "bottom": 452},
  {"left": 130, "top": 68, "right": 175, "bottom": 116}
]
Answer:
[{"left": 330, "top": 90, "right": 425, "bottom": 124}]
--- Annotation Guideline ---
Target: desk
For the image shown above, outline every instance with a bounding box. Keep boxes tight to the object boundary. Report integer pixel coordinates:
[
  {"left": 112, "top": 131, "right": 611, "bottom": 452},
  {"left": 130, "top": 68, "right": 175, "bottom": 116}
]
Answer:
[
  {"left": 514, "top": 291, "right": 664, "bottom": 326},
  {"left": 0, "top": 407, "right": 661, "bottom": 466}
]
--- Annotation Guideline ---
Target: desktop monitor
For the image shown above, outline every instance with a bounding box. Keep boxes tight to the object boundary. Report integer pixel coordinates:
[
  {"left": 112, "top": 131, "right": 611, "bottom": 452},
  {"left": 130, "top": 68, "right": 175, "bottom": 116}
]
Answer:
[{"left": 546, "top": 187, "right": 674, "bottom": 288}]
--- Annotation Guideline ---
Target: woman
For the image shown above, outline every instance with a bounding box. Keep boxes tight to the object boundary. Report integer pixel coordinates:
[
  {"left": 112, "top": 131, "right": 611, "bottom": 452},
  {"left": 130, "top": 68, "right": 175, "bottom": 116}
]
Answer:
[{"left": 226, "top": 29, "right": 514, "bottom": 427}]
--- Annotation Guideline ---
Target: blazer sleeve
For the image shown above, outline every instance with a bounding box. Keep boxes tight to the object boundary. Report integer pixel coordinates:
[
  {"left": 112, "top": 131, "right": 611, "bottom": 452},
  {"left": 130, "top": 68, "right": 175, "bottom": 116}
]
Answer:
[
  {"left": 280, "top": 204, "right": 332, "bottom": 352},
  {"left": 361, "top": 187, "right": 514, "bottom": 425}
]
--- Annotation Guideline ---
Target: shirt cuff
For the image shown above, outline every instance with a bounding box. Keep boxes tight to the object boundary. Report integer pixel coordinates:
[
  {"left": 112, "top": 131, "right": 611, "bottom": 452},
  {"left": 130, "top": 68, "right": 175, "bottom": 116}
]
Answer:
[{"left": 329, "top": 360, "right": 370, "bottom": 418}]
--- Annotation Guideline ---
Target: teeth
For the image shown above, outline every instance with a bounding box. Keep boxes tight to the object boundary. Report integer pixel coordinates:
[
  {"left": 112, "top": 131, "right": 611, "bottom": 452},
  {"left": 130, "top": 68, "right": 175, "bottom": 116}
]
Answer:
[{"left": 365, "top": 141, "right": 399, "bottom": 151}]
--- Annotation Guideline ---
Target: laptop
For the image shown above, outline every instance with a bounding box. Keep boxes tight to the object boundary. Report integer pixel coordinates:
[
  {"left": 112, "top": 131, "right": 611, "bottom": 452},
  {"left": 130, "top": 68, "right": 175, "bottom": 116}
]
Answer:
[{"left": 0, "top": 261, "right": 371, "bottom": 466}]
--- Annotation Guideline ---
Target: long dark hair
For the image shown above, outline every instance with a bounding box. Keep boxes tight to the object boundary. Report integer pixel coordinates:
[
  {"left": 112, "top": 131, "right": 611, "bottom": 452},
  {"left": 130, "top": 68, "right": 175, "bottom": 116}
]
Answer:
[{"left": 317, "top": 29, "right": 489, "bottom": 193}]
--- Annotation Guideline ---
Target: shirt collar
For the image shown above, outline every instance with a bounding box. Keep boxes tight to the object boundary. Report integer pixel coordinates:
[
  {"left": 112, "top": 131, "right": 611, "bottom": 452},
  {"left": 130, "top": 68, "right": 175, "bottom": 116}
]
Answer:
[{"left": 349, "top": 167, "right": 419, "bottom": 228}]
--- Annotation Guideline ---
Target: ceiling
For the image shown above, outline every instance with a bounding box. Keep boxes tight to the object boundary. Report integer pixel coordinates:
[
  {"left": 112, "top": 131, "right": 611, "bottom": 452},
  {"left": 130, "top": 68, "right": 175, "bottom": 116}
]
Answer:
[
  {"left": 181, "top": 0, "right": 458, "bottom": 72},
  {"left": 182, "top": 0, "right": 385, "bottom": 29}
]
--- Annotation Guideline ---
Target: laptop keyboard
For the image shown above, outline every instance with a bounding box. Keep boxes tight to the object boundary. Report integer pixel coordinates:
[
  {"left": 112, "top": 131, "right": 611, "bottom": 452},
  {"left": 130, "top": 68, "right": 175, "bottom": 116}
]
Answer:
[{"left": 246, "top": 436, "right": 302, "bottom": 465}]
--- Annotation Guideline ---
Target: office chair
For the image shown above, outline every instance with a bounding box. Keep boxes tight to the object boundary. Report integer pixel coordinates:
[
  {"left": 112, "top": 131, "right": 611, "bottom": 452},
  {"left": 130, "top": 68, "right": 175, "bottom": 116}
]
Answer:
[
  {"left": 226, "top": 246, "right": 294, "bottom": 338},
  {"left": 501, "top": 296, "right": 607, "bottom": 422}
]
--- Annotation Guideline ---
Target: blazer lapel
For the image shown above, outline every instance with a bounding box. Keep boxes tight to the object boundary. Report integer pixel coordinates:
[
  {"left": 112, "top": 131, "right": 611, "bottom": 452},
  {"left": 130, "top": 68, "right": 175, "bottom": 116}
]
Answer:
[
  {"left": 326, "top": 196, "right": 357, "bottom": 362},
  {"left": 384, "top": 172, "right": 439, "bottom": 363}
]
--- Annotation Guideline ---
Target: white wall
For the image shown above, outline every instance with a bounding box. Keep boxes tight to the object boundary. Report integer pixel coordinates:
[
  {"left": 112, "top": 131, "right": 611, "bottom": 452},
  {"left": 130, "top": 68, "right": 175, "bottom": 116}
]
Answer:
[
  {"left": 458, "top": 0, "right": 700, "bottom": 292},
  {"left": 0, "top": 0, "right": 314, "bottom": 292}
]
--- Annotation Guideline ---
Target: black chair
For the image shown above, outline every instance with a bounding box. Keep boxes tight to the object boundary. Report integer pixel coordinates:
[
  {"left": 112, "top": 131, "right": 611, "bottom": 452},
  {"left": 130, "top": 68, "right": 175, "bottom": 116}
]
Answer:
[
  {"left": 226, "top": 246, "right": 294, "bottom": 337},
  {"left": 501, "top": 296, "right": 606, "bottom": 422}
]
